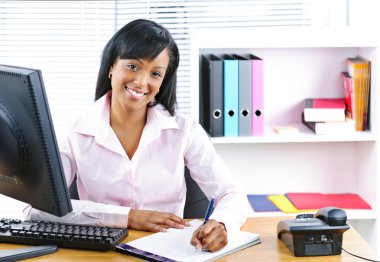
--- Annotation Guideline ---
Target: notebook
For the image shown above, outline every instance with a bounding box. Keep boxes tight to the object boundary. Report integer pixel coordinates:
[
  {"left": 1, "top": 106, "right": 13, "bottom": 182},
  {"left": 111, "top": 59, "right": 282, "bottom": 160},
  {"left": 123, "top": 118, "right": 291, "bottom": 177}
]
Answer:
[{"left": 116, "top": 219, "right": 261, "bottom": 262}]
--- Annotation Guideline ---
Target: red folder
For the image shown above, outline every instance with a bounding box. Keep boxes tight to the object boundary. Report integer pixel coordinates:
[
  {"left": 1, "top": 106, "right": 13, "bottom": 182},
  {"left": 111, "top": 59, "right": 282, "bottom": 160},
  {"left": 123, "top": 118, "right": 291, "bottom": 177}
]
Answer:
[{"left": 286, "top": 192, "right": 372, "bottom": 210}]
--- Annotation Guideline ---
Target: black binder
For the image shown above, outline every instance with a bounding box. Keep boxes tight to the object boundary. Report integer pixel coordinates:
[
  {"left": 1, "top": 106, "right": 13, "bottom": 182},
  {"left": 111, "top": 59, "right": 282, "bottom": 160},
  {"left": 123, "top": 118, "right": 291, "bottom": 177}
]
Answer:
[{"left": 200, "top": 54, "right": 224, "bottom": 137}]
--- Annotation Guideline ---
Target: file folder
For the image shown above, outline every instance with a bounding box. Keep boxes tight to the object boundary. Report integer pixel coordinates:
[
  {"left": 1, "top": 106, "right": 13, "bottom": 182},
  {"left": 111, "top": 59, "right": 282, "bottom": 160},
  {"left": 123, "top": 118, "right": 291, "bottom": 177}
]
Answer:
[
  {"left": 200, "top": 54, "right": 224, "bottom": 137},
  {"left": 223, "top": 55, "right": 239, "bottom": 137},
  {"left": 286, "top": 192, "right": 372, "bottom": 210},
  {"left": 268, "top": 195, "right": 316, "bottom": 213},
  {"left": 249, "top": 54, "right": 264, "bottom": 136},
  {"left": 247, "top": 194, "right": 280, "bottom": 212},
  {"left": 233, "top": 54, "right": 252, "bottom": 136}
]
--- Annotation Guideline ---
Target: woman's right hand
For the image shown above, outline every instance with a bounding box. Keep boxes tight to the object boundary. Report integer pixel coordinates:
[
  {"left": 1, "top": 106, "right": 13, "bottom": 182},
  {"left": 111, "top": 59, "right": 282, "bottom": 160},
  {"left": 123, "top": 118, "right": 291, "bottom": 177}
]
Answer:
[{"left": 128, "top": 209, "right": 190, "bottom": 232}]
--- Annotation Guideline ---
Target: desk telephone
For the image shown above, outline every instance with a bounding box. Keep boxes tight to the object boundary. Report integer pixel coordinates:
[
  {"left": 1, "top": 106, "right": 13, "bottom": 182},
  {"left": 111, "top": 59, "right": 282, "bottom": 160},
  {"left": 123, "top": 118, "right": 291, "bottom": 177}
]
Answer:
[{"left": 277, "top": 207, "right": 350, "bottom": 257}]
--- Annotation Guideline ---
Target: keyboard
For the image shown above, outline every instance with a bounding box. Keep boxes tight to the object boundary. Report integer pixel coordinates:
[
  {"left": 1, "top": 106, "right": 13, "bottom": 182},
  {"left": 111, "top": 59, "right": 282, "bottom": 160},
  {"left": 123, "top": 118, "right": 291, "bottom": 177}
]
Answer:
[{"left": 0, "top": 218, "right": 128, "bottom": 251}]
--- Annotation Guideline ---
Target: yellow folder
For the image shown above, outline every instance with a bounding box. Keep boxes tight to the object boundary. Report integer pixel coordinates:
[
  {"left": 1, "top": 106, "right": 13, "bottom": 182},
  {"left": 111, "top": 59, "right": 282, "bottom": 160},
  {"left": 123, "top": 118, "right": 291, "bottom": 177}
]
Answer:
[{"left": 268, "top": 195, "right": 316, "bottom": 213}]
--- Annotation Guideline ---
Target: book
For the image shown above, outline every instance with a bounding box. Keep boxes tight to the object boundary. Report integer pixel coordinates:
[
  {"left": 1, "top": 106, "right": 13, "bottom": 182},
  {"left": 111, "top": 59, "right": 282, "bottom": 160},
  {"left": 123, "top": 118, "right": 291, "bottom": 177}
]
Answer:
[
  {"left": 286, "top": 192, "right": 372, "bottom": 210},
  {"left": 341, "top": 72, "right": 355, "bottom": 119},
  {"left": 200, "top": 54, "right": 224, "bottom": 137},
  {"left": 116, "top": 219, "right": 261, "bottom": 262},
  {"left": 346, "top": 57, "right": 371, "bottom": 131},
  {"left": 302, "top": 113, "right": 355, "bottom": 135},
  {"left": 303, "top": 98, "right": 346, "bottom": 122}
]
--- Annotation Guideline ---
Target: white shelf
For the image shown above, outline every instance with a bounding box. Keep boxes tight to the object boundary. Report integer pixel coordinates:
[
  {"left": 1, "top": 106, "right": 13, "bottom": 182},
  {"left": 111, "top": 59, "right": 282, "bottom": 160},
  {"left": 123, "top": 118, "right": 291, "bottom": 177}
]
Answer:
[
  {"left": 190, "top": 26, "right": 379, "bottom": 253},
  {"left": 248, "top": 209, "right": 377, "bottom": 220},
  {"left": 211, "top": 124, "right": 376, "bottom": 144}
]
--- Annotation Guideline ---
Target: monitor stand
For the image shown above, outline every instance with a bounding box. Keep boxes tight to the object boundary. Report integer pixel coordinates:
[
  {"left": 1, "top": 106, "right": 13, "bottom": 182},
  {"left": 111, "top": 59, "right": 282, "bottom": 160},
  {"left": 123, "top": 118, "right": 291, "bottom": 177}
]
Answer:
[{"left": 0, "top": 245, "right": 57, "bottom": 261}]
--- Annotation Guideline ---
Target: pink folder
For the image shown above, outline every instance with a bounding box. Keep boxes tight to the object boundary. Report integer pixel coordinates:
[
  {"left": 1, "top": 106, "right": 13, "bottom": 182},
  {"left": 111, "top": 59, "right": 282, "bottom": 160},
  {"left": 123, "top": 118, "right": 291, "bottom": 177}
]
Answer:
[{"left": 250, "top": 54, "right": 264, "bottom": 136}]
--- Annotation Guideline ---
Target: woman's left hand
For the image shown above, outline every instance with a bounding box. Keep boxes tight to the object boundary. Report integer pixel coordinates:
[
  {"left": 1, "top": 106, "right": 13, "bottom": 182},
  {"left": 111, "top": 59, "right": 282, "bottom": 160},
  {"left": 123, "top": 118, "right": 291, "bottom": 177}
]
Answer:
[{"left": 190, "top": 219, "right": 228, "bottom": 252}]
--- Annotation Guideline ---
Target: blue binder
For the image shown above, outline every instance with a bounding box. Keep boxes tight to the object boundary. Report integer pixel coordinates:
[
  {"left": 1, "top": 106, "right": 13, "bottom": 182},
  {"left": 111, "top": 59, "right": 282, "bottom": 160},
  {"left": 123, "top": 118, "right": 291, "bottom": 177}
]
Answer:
[{"left": 223, "top": 55, "right": 239, "bottom": 137}]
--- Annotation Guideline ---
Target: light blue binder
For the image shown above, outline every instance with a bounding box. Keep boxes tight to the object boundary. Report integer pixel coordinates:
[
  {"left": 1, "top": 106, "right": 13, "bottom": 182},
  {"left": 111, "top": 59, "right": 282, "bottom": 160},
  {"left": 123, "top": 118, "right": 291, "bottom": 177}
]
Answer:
[{"left": 223, "top": 55, "right": 239, "bottom": 137}]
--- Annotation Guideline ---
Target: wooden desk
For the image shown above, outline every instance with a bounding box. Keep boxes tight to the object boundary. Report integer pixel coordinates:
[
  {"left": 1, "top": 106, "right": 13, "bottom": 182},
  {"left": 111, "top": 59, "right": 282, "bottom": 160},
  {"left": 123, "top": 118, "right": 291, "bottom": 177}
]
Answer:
[{"left": 1, "top": 217, "right": 378, "bottom": 261}]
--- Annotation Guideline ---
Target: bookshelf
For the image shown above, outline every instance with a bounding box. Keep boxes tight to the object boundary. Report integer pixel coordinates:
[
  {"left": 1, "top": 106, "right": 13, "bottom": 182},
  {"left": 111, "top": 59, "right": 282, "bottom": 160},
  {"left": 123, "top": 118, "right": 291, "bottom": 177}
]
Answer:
[{"left": 190, "top": 27, "right": 379, "bottom": 254}]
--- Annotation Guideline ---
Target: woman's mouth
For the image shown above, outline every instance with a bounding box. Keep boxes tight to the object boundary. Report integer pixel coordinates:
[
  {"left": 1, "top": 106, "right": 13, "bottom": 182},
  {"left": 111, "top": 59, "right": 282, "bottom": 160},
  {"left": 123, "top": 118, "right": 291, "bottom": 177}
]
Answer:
[{"left": 125, "top": 86, "right": 147, "bottom": 98}]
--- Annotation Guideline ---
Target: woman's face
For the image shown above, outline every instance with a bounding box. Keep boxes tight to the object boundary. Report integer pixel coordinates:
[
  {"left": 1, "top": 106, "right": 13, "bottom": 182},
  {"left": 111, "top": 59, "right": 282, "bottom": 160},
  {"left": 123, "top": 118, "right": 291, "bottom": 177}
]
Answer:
[{"left": 109, "top": 48, "right": 169, "bottom": 114}]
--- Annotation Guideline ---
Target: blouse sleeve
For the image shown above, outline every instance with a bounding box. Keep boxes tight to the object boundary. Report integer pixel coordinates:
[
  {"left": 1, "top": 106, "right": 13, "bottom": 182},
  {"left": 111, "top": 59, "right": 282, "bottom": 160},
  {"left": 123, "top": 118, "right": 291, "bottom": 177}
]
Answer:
[
  {"left": 25, "top": 199, "right": 130, "bottom": 228},
  {"left": 183, "top": 118, "right": 250, "bottom": 233}
]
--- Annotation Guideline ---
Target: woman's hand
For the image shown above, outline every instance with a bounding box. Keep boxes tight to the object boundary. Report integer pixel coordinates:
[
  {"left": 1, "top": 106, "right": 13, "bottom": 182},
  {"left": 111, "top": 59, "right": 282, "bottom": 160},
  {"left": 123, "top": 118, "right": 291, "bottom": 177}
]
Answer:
[
  {"left": 190, "top": 219, "right": 228, "bottom": 252},
  {"left": 128, "top": 209, "right": 190, "bottom": 232}
]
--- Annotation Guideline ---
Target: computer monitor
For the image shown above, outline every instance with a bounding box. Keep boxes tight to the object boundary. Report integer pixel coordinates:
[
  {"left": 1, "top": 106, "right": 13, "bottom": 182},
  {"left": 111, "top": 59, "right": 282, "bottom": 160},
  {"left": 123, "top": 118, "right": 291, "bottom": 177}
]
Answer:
[{"left": 0, "top": 64, "right": 72, "bottom": 217}]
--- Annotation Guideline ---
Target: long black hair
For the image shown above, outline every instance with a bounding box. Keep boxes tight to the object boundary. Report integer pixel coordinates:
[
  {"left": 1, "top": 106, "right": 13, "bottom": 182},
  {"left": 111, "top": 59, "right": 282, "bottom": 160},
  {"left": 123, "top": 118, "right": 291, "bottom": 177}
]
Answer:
[{"left": 95, "top": 19, "right": 179, "bottom": 116}]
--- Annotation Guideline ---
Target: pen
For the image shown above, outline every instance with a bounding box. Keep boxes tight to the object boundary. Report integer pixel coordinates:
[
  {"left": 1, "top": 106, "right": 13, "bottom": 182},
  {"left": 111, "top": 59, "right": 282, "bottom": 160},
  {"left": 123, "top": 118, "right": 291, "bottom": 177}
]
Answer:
[
  {"left": 195, "top": 196, "right": 215, "bottom": 252},
  {"left": 203, "top": 196, "right": 215, "bottom": 225}
]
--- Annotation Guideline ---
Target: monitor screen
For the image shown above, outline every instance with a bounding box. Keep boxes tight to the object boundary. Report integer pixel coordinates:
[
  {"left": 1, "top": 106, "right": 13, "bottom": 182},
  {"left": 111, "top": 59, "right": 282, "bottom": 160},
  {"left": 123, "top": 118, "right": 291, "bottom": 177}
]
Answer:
[{"left": 0, "top": 64, "right": 72, "bottom": 217}]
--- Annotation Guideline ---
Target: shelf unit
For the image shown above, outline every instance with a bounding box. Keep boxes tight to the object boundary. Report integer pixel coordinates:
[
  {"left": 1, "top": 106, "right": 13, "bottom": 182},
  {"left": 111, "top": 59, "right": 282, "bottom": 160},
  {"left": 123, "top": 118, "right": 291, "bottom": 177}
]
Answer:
[{"left": 190, "top": 27, "right": 379, "bottom": 254}]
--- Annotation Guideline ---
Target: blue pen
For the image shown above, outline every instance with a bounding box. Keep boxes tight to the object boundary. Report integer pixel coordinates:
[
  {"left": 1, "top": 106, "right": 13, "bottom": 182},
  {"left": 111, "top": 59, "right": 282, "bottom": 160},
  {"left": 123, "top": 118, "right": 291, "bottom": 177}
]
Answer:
[
  {"left": 195, "top": 196, "right": 216, "bottom": 252},
  {"left": 203, "top": 196, "right": 215, "bottom": 225}
]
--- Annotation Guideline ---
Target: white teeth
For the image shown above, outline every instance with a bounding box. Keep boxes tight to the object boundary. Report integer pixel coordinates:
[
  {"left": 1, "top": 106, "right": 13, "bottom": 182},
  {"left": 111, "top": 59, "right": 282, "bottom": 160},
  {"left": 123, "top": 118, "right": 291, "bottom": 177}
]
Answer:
[{"left": 126, "top": 87, "right": 145, "bottom": 97}]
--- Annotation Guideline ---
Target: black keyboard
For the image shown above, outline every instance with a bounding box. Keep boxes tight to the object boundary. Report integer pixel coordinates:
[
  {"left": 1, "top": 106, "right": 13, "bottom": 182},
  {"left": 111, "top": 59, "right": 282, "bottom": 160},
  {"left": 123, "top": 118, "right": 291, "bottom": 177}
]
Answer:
[{"left": 0, "top": 218, "right": 128, "bottom": 251}]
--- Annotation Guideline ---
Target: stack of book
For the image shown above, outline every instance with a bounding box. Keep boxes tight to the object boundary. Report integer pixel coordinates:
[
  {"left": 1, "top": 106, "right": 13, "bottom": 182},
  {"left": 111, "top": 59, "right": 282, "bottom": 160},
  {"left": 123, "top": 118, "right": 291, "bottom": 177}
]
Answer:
[
  {"left": 342, "top": 56, "right": 371, "bottom": 131},
  {"left": 302, "top": 98, "right": 355, "bottom": 135},
  {"left": 200, "top": 53, "right": 264, "bottom": 137}
]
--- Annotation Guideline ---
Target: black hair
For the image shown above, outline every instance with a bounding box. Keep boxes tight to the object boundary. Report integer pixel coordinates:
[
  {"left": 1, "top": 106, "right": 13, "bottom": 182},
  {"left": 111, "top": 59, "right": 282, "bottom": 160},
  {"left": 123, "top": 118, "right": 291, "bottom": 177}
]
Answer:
[{"left": 95, "top": 19, "right": 179, "bottom": 116}]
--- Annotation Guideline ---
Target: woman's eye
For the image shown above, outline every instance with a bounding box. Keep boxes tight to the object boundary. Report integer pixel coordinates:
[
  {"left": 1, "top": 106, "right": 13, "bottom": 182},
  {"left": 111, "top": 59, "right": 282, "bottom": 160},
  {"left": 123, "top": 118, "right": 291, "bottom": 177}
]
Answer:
[
  {"left": 127, "top": 64, "right": 139, "bottom": 71},
  {"left": 153, "top": 71, "right": 163, "bottom": 78}
]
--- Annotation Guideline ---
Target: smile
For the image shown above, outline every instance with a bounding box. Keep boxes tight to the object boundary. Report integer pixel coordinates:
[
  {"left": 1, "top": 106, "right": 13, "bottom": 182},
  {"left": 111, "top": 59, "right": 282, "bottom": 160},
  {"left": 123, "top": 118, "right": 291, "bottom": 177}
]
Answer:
[{"left": 125, "top": 86, "right": 147, "bottom": 98}]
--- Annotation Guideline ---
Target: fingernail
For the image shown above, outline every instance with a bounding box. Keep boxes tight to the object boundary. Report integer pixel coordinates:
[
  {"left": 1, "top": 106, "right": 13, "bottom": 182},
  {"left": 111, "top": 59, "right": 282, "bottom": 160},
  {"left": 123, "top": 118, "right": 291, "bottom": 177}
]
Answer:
[{"left": 196, "top": 244, "right": 202, "bottom": 251}]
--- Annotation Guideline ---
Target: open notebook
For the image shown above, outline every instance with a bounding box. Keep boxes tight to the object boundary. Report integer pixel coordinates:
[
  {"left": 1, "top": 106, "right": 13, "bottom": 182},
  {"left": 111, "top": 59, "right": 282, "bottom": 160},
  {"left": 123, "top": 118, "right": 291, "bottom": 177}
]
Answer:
[{"left": 116, "top": 219, "right": 261, "bottom": 262}]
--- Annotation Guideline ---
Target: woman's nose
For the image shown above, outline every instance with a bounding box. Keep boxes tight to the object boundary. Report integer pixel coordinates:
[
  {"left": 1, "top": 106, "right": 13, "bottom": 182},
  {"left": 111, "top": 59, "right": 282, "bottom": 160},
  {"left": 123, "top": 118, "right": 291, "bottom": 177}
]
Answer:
[{"left": 134, "top": 71, "right": 148, "bottom": 87}]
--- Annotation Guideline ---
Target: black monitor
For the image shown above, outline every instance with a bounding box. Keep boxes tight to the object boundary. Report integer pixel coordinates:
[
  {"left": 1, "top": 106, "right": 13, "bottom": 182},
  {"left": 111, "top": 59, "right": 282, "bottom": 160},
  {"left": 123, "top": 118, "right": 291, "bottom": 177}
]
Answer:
[{"left": 0, "top": 64, "right": 72, "bottom": 217}]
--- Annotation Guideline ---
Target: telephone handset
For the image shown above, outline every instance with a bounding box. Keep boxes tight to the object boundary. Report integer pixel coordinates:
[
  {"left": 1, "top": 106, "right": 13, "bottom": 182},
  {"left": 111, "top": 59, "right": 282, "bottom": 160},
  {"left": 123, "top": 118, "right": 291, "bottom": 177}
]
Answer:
[
  {"left": 277, "top": 207, "right": 350, "bottom": 257},
  {"left": 314, "top": 206, "right": 347, "bottom": 226}
]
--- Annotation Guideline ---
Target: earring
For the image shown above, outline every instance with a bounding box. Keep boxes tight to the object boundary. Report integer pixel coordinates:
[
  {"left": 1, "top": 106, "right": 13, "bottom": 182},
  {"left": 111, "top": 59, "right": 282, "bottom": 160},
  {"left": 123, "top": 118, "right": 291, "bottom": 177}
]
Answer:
[{"left": 108, "top": 73, "right": 112, "bottom": 79}]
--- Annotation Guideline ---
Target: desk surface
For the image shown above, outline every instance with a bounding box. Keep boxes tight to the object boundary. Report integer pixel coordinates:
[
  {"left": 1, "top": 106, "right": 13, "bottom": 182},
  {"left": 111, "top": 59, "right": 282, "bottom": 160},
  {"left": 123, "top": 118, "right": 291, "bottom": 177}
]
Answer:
[{"left": 0, "top": 217, "right": 378, "bottom": 261}]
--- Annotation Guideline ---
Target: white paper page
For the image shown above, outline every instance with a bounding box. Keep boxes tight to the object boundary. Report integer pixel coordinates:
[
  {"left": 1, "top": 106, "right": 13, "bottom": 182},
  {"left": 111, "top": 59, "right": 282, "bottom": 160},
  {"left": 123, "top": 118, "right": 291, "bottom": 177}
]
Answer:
[
  {"left": 127, "top": 219, "right": 261, "bottom": 262},
  {"left": 0, "top": 194, "right": 29, "bottom": 219}
]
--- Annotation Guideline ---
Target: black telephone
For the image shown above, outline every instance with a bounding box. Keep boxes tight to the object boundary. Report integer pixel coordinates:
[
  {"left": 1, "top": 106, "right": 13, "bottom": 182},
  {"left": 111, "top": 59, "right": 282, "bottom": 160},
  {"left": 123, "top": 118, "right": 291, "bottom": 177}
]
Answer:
[{"left": 277, "top": 207, "right": 350, "bottom": 257}]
